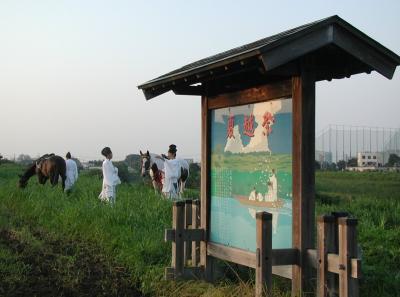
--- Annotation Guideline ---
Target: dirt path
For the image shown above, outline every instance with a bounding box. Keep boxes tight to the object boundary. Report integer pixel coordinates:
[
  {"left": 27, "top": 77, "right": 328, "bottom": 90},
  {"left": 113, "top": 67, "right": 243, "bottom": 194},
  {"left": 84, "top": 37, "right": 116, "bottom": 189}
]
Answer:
[{"left": 0, "top": 228, "right": 142, "bottom": 297}]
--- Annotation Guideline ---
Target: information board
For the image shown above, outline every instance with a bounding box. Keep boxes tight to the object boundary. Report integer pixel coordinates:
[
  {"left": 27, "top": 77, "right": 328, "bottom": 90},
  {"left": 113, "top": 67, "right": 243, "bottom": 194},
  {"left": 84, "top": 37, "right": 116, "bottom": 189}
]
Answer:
[{"left": 210, "top": 98, "right": 293, "bottom": 251}]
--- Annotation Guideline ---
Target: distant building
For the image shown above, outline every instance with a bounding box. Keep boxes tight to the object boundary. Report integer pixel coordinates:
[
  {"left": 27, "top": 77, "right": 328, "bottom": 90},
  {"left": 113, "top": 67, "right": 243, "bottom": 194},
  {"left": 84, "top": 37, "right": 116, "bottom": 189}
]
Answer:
[{"left": 357, "top": 152, "right": 383, "bottom": 167}]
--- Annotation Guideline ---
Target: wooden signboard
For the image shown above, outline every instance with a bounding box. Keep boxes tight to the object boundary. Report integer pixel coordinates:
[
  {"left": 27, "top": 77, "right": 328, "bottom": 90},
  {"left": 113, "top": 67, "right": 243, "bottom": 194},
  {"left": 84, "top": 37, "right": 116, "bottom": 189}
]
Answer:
[
  {"left": 139, "top": 16, "right": 399, "bottom": 297},
  {"left": 200, "top": 77, "right": 314, "bottom": 293}
]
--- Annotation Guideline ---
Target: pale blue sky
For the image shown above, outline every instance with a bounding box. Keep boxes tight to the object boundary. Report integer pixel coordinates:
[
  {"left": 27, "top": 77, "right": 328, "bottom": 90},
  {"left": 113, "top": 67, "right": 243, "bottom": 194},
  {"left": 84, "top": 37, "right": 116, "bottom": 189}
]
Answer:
[{"left": 0, "top": 0, "right": 399, "bottom": 160}]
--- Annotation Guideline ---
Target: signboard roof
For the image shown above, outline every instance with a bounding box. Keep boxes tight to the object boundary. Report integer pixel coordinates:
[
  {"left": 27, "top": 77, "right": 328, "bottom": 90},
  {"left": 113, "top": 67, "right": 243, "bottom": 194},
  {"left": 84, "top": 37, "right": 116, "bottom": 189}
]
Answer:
[{"left": 138, "top": 15, "right": 400, "bottom": 100}]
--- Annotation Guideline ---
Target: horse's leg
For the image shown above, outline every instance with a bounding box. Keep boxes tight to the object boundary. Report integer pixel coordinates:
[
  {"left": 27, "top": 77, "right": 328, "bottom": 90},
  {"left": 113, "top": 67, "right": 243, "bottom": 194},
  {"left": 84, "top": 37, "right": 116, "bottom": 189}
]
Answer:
[
  {"left": 61, "top": 172, "right": 66, "bottom": 191},
  {"left": 179, "top": 168, "right": 189, "bottom": 198},
  {"left": 51, "top": 170, "right": 59, "bottom": 186},
  {"left": 37, "top": 172, "right": 46, "bottom": 185},
  {"left": 152, "top": 181, "right": 158, "bottom": 194},
  {"left": 180, "top": 179, "right": 186, "bottom": 197}
]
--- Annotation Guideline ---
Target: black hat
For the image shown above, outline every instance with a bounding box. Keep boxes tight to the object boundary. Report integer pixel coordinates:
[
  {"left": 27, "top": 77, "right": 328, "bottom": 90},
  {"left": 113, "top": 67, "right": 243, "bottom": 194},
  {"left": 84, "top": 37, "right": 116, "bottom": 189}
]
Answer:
[
  {"left": 66, "top": 152, "right": 71, "bottom": 159},
  {"left": 168, "top": 144, "right": 177, "bottom": 154},
  {"left": 101, "top": 147, "right": 112, "bottom": 157}
]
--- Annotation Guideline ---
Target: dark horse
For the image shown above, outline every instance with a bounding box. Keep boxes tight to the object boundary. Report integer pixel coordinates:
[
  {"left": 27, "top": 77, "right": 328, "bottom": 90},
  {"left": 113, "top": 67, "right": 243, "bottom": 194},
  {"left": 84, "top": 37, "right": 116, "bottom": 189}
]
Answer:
[{"left": 18, "top": 154, "right": 66, "bottom": 190}]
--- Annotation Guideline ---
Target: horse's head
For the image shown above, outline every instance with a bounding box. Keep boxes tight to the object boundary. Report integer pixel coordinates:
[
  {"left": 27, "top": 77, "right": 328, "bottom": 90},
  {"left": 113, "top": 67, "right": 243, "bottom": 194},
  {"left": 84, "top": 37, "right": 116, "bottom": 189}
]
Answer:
[
  {"left": 17, "top": 163, "right": 37, "bottom": 188},
  {"left": 140, "top": 150, "right": 151, "bottom": 177},
  {"left": 18, "top": 174, "right": 28, "bottom": 188}
]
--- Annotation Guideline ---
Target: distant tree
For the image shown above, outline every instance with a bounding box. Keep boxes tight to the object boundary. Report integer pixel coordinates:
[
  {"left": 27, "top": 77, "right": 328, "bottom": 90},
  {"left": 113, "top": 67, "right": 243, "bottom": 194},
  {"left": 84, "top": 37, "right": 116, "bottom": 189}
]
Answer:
[
  {"left": 386, "top": 154, "right": 400, "bottom": 167},
  {"left": 124, "top": 154, "right": 141, "bottom": 172},
  {"left": 88, "top": 160, "right": 103, "bottom": 167},
  {"left": 336, "top": 160, "right": 346, "bottom": 171},
  {"left": 328, "top": 162, "right": 337, "bottom": 171},
  {"left": 315, "top": 160, "right": 321, "bottom": 170},
  {"left": 71, "top": 158, "right": 84, "bottom": 171},
  {"left": 113, "top": 161, "right": 133, "bottom": 183},
  {"left": 186, "top": 163, "right": 201, "bottom": 189},
  {"left": 347, "top": 158, "right": 358, "bottom": 167},
  {"left": 16, "top": 154, "right": 33, "bottom": 166},
  {"left": 0, "top": 158, "right": 14, "bottom": 165}
]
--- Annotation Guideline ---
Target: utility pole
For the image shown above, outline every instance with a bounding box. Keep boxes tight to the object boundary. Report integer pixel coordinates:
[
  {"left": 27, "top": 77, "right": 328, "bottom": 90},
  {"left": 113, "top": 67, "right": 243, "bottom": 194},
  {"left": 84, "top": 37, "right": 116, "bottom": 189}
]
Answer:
[
  {"left": 356, "top": 126, "right": 358, "bottom": 160},
  {"left": 383, "top": 128, "right": 385, "bottom": 166},
  {"left": 342, "top": 125, "right": 345, "bottom": 162},
  {"left": 349, "top": 126, "right": 352, "bottom": 160},
  {"left": 336, "top": 125, "right": 338, "bottom": 163},
  {"left": 370, "top": 127, "right": 372, "bottom": 153},
  {"left": 329, "top": 124, "right": 332, "bottom": 166},
  {"left": 363, "top": 127, "right": 365, "bottom": 154}
]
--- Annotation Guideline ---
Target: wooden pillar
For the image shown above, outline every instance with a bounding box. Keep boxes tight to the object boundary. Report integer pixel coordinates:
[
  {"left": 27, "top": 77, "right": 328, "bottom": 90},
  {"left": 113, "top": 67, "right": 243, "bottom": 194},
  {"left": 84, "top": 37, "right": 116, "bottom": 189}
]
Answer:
[
  {"left": 172, "top": 201, "right": 185, "bottom": 278},
  {"left": 330, "top": 212, "right": 349, "bottom": 296},
  {"left": 317, "top": 215, "right": 335, "bottom": 297},
  {"left": 338, "top": 217, "right": 359, "bottom": 297},
  {"left": 255, "top": 212, "right": 273, "bottom": 297},
  {"left": 200, "top": 95, "right": 213, "bottom": 281},
  {"left": 184, "top": 199, "right": 193, "bottom": 265},
  {"left": 292, "top": 70, "right": 316, "bottom": 296},
  {"left": 192, "top": 199, "right": 201, "bottom": 266}
]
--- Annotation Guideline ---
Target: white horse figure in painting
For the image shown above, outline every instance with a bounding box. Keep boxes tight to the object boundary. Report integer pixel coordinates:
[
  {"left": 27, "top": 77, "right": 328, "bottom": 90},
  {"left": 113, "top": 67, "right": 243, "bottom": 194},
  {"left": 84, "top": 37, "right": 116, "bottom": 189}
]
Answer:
[{"left": 139, "top": 150, "right": 189, "bottom": 199}]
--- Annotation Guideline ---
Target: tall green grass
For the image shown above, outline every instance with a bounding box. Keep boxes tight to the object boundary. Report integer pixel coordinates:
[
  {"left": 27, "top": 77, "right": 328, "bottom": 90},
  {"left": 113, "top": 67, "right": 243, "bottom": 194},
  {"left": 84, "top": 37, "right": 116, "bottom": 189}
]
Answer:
[
  {"left": 316, "top": 171, "right": 400, "bottom": 296},
  {"left": 0, "top": 164, "right": 399, "bottom": 296},
  {"left": 0, "top": 164, "right": 172, "bottom": 294}
]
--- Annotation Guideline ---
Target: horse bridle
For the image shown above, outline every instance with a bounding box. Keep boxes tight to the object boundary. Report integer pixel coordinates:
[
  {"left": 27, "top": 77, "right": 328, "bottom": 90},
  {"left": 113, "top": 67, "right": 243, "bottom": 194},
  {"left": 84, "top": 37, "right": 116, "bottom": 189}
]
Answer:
[{"left": 141, "top": 157, "right": 151, "bottom": 175}]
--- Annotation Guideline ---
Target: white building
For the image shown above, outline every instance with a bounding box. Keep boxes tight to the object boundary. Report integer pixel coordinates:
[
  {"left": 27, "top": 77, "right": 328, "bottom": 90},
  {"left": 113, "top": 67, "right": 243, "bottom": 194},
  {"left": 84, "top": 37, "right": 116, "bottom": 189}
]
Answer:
[{"left": 357, "top": 152, "right": 383, "bottom": 167}]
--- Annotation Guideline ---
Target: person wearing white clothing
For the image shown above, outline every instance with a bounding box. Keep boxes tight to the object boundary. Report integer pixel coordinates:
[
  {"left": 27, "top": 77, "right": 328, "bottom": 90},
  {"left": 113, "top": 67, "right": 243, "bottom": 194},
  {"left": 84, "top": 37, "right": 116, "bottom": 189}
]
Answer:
[
  {"left": 160, "top": 144, "right": 180, "bottom": 199},
  {"left": 156, "top": 144, "right": 189, "bottom": 199},
  {"left": 65, "top": 152, "right": 78, "bottom": 193},
  {"left": 98, "top": 147, "right": 121, "bottom": 204},
  {"left": 268, "top": 168, "right": 278, "bottom": 202}
]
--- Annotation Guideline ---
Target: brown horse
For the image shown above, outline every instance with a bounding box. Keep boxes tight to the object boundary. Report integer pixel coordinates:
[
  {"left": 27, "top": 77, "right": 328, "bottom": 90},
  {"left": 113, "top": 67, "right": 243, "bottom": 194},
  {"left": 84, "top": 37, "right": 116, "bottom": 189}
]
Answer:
[{"left": 18, "top": 154, "right": 66, "bottom": 190}]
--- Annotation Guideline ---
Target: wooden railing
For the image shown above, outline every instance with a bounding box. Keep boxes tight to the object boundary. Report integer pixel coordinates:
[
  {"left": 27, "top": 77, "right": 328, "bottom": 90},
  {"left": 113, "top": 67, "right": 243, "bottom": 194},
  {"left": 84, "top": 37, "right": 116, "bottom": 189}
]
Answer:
[{"left": 165, "top": 201, "right": 361, "bottom": 297}]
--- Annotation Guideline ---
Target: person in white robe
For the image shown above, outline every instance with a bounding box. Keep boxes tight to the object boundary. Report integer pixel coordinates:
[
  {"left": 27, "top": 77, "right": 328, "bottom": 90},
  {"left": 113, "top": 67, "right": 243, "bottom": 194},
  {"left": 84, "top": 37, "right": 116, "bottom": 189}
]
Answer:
[
  {"left": 268, "top": 169, "right": 278, "bottom": 202},
  {"left": 249, "top": 188, "right": 257, "bottom": 201},
  {"left": 265, "top": 181, "right": 273, "bottom": 201},
  {"left": 98, "top": 147, "right": 121, "bottom": 204},
  {"left": 65, "top": 152, "right": 78, "bottom": 193},
  {"left": 161, "top": 144, "right": 181, "bottom": 199}
]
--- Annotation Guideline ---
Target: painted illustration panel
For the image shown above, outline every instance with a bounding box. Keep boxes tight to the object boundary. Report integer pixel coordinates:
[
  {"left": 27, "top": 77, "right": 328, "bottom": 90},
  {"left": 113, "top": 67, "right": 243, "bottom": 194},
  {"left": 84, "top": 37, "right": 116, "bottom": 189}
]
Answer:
[{"left": 210, "top": 98, "right": 292, "bottom": 251}]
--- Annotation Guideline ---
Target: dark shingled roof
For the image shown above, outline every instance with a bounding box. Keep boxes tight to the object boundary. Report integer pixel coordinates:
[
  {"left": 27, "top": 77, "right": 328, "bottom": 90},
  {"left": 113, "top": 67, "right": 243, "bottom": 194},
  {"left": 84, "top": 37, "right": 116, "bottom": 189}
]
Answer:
[{"left": 138, "top": 15, "right": 400, "bottom": 99}]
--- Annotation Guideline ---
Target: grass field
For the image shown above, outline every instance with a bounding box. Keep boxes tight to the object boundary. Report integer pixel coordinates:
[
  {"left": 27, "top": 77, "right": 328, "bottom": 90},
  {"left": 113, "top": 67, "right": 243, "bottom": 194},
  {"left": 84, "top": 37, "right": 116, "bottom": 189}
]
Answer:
[
  {"left": 211, "top": 152, "right": 292, "bottom": 172},
  {"left": 0, "top": 163, "right": 399, "bottom": 296}
]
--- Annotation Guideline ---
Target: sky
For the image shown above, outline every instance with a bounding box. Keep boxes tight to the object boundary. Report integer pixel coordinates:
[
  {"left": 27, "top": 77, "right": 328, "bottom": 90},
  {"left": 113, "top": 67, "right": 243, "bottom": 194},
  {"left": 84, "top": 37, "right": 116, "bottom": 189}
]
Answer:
[{"left": 0, "top": 0, "right": 399, "bottom": 161}]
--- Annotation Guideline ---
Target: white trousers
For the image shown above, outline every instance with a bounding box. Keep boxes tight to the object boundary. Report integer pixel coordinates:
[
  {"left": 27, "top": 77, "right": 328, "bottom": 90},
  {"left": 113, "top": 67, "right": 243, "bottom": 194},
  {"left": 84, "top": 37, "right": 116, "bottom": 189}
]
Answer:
[{"left": 99, "top": 184, "right": 116, "bottom": 204}]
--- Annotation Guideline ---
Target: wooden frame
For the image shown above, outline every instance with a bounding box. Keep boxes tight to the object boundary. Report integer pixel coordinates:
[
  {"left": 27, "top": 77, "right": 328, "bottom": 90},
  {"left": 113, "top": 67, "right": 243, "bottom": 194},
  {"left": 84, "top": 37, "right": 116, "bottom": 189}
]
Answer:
[
  {"left": 291, "top": 70, "right": 316, "bottom": 294},
  {"left": 140, "top": 16, "right": 400, "bottom": 297},
  {"left": 165, "top": 71, "right": 360, "bottom": 297},
  {"left": 200, "top": 79, "right": 297, "bottom": 281}
]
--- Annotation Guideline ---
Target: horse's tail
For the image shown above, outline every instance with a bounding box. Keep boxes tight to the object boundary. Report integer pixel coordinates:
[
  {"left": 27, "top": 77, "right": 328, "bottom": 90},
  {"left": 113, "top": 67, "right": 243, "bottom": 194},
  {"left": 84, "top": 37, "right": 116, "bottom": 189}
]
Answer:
[{"left": 178, "top": 160, "right": 190, "bottom": 196}]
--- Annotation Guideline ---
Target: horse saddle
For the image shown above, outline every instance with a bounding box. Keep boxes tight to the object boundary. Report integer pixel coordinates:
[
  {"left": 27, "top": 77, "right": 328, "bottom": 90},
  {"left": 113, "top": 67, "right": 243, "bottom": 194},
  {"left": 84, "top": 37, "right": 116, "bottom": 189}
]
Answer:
[{"left": 36, "top": 153, "right": 55, "bottom": 170}]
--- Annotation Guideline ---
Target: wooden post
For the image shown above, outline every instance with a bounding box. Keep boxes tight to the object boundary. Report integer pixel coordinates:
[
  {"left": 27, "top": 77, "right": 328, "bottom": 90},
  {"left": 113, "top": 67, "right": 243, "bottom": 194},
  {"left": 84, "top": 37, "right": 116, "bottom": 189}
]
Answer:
[
  {"left": 317, "top": 215, "right": 335, "bottom": 297},
  {"left": 255, "top": 212, "right": 273, "bottom": 297},
  {"left": 192, "top": 199, "right": 201, "bottom": 266},
  {"left": 200, "top": 95, "right": 214, "bottom": 281},
  {"left": 292, "top": 68, "right": 316, "bottom": 296},
  {"left": 184, "top": 199, "right": 193, "bottom": 265},
  {"left": 338, "top": 217, "right": 359, "bottom": 297},
  {"left": 330, "top": 212, "right": 348, "bottom": 296},
  {"left": 172, "top": 201, "right": 185, "bottom": 278}
]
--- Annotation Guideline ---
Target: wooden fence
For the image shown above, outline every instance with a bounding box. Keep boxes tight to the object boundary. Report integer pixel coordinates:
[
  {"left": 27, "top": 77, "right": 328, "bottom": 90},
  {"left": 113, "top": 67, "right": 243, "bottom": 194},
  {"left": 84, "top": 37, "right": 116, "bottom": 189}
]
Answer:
[{"left": 165, "top": 200, "right": 361, "bottom": 297}]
